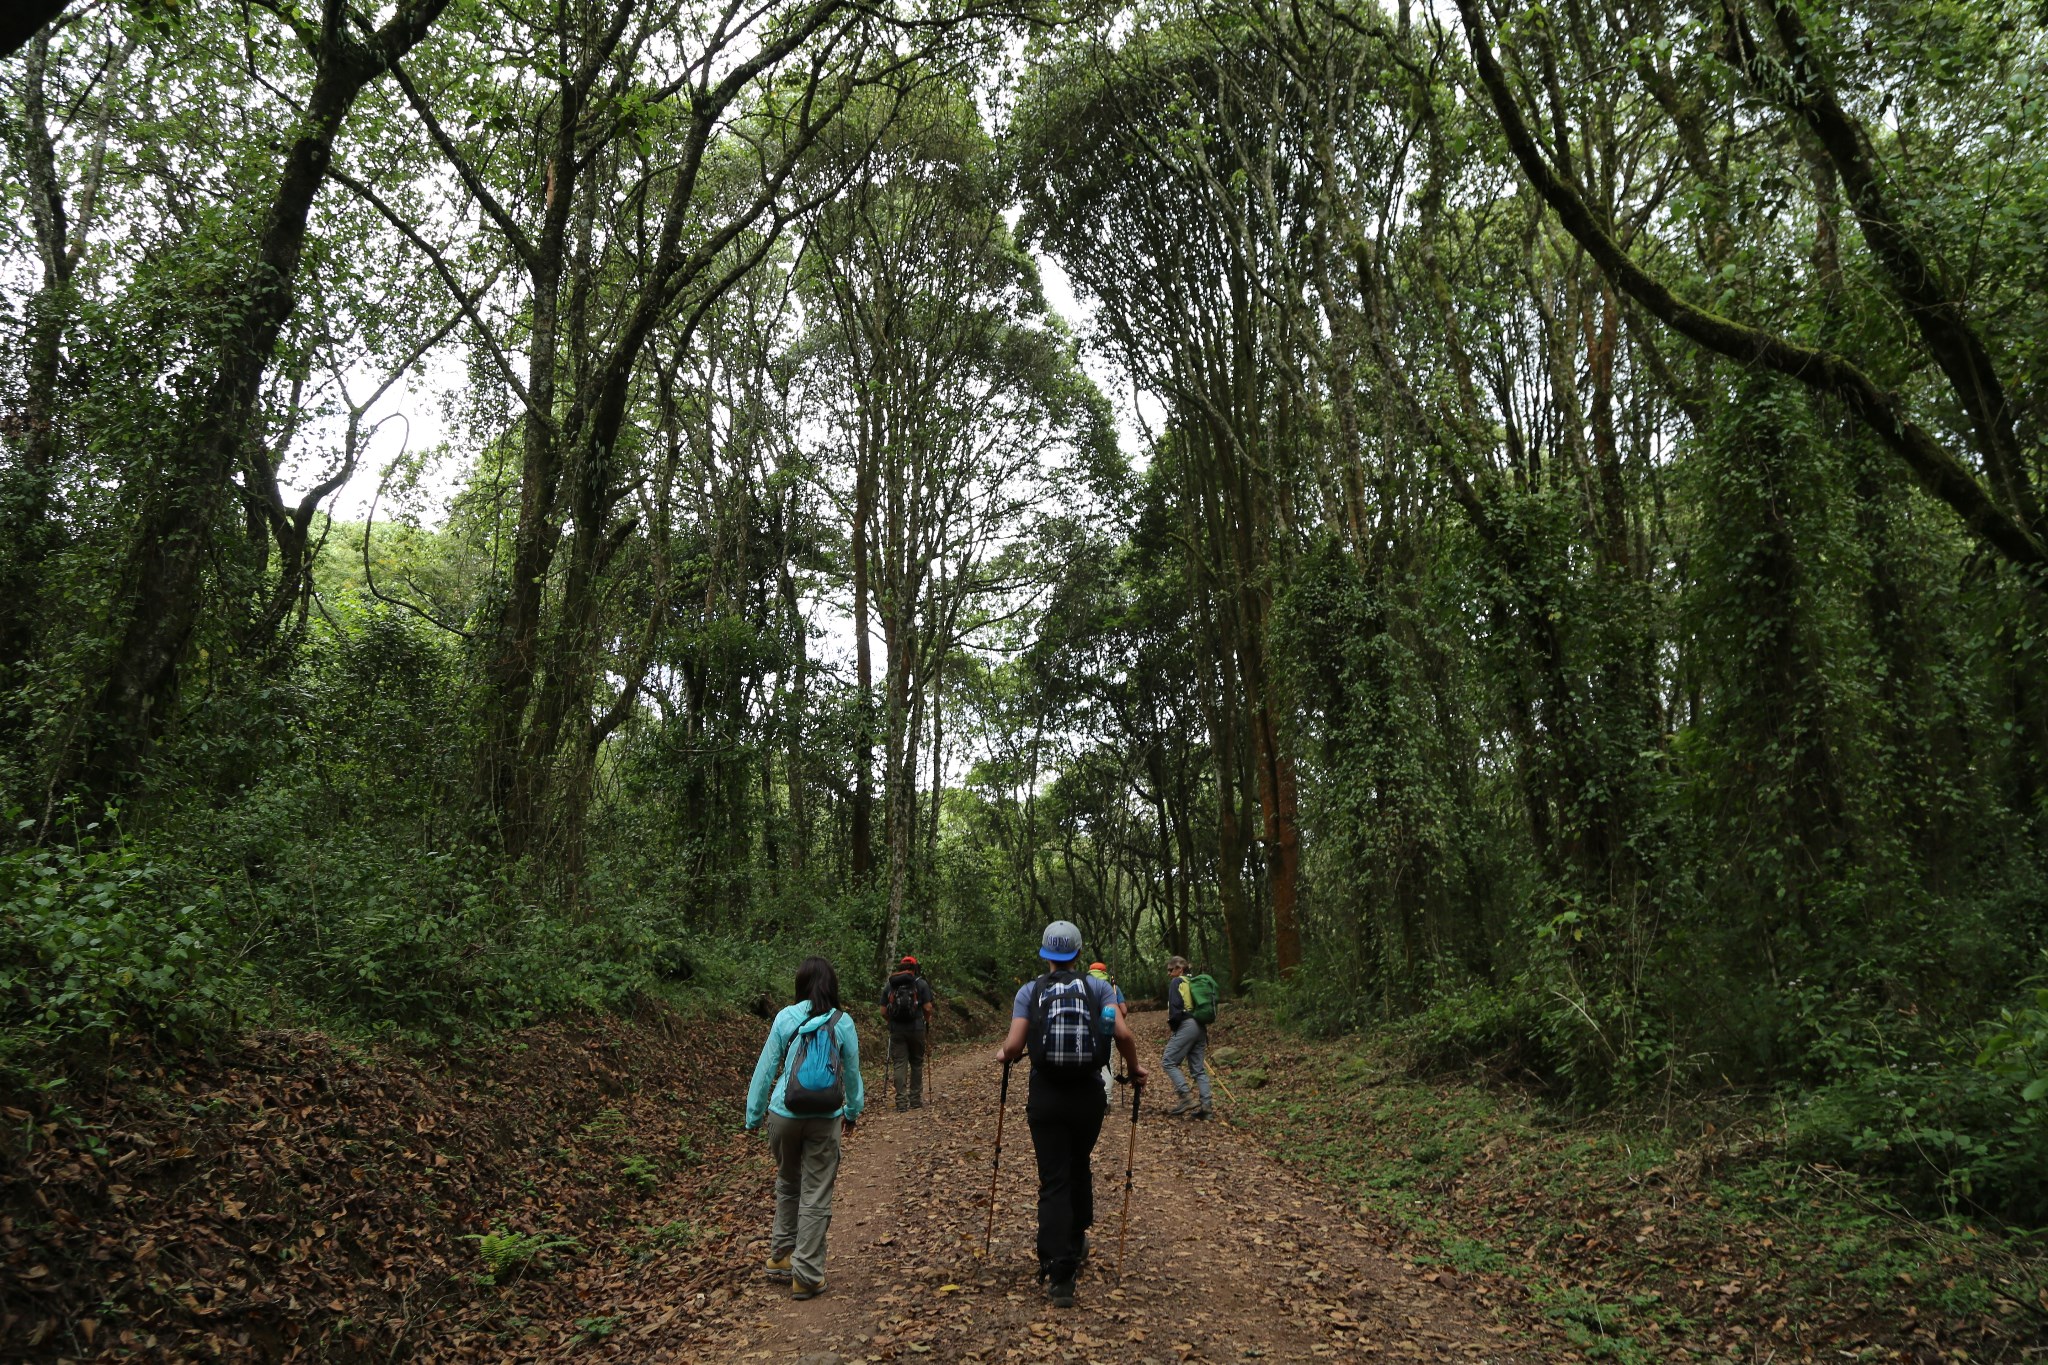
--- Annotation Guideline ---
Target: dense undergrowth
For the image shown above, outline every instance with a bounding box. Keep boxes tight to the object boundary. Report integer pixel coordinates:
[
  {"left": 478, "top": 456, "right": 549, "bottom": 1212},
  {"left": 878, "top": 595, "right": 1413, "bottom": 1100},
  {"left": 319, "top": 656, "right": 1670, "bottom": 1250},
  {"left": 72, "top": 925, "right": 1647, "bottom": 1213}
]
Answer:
[
  {"left": 1262, "top": 943, "right": 2048, "bottom": 1232},
  {"left": 0, "top": 605, "right": 1028, "bottom": 1088},
  {"left": 1222, "top": 1011, "right": 2048, "bottom": 1363},
  {"left": 0, "top": 815, "right": 991, "bottom": 1073}
]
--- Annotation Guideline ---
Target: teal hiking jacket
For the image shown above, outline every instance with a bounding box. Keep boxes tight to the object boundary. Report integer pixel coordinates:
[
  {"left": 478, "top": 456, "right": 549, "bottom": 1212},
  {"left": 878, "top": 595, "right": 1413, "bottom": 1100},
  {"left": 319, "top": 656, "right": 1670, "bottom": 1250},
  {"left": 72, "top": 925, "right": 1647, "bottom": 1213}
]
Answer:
[{"left": 746, "top": 1002, "right": 865, "bottom": 1127}]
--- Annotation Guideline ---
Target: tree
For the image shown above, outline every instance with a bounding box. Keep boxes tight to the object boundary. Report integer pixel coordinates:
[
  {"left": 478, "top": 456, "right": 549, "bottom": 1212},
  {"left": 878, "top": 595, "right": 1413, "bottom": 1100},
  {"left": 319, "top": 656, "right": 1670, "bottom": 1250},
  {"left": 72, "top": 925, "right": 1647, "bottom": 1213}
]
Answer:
[{"left": 795, "top": 81, "right": 1110, "bottom": 965}]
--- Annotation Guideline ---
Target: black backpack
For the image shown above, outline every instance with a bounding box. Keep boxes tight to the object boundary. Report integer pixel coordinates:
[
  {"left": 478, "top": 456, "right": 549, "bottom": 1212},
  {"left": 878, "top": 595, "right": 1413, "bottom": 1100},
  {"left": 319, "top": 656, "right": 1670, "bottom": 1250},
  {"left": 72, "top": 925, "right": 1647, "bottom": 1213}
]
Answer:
[
  {"left": 884, "top": 971, "right": 922, "bottom": 1024},
  {"left": 1027, "top": 971, "right": 1108, "bottom": 1072}
]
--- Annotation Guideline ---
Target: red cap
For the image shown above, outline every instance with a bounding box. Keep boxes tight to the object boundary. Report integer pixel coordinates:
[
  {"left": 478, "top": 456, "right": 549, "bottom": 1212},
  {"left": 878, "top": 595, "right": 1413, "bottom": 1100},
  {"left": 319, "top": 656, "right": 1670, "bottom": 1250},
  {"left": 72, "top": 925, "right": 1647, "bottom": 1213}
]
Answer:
[{"left": 899, "top": 955, "right": 918, "bottom": 966}]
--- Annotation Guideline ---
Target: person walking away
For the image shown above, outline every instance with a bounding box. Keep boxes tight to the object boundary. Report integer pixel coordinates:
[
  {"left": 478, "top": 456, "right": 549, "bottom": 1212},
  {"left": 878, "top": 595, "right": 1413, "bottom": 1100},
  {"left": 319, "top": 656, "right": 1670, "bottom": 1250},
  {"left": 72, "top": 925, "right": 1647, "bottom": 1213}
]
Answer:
[
  {"left": 993, "top": 922, "right": 1147, "bottom": 1308},
  {"left": 1162, "top": 954, "right": 1214, "bottom": 1119},
  {"left": 1086, "top": 961, "right": 1127, "bottom": 1102},
  {"left": 746, "top": 955, "right": 865, "bottom": 1299},
  {"left": 878, "top": 954, "right": 935, "bottom": 1110}
]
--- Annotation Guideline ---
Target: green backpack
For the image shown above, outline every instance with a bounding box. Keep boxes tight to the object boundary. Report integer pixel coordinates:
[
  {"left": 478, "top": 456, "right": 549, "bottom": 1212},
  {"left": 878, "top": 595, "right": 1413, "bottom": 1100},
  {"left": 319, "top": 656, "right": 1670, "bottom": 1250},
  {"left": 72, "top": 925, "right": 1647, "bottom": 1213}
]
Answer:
[{"left": 1186, "top": 973, "right": 1220, "bottom": 1026}]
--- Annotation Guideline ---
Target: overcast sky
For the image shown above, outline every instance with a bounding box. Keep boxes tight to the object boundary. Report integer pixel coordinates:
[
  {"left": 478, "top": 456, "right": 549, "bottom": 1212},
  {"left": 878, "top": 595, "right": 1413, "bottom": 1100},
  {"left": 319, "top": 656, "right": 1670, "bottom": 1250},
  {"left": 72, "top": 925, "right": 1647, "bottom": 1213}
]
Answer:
[{"left": 305, "top": 247, "right": 1149, "bottom": 530}]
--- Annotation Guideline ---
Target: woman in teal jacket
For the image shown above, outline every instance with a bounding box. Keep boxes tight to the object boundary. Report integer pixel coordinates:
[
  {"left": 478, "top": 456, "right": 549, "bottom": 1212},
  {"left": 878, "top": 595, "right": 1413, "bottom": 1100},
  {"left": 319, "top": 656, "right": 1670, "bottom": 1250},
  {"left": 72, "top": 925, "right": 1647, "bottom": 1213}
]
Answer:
[{"left": 745, "top": 955, "right": 864, "bottom": 1298}]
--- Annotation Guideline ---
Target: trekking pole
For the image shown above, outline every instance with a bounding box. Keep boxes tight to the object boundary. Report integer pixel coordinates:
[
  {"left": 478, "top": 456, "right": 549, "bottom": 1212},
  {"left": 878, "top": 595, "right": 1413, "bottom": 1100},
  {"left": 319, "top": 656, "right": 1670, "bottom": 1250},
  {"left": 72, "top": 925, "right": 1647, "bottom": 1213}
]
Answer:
[
  {"left": 981, "top": 1057, "right": 1012, "bottom": 1258},
  {"left": 1115, "top": 1076, "right": 1140, "bottom": 1281},
  {"left": 1208, "top": 1055, "right": 1237, "bottom": 1105}
]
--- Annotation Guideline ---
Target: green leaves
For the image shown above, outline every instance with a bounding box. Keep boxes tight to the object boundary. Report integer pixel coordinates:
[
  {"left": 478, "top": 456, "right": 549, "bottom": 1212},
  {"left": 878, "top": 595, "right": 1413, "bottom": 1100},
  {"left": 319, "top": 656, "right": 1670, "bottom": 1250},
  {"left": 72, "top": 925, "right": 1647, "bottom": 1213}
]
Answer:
[
  {"left": 462, "top": 1226, "right": 583, "bottom": 1281},
  {"left": 0, "top": 841, "right": 242, "bottom": 1059}
]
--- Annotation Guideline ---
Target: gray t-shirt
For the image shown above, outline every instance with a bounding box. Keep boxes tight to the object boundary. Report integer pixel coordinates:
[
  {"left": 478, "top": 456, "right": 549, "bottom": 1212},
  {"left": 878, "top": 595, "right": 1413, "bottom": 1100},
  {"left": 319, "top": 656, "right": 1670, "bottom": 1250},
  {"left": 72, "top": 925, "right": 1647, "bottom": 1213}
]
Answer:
[
  {"left": 1011, "top": 972, "right": 1117, "bottom": 1020},
  {"left": 1014, "top": 972, "right": 1118, "bottom": 1097}
]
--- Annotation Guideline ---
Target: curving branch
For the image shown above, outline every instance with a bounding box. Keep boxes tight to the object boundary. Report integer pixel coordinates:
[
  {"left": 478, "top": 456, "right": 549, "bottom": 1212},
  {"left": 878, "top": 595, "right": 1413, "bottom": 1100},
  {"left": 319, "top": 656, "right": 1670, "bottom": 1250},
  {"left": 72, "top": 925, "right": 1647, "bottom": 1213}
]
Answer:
[{"left": 1452, "top": 0, "right": 2048, "bottom": 576}]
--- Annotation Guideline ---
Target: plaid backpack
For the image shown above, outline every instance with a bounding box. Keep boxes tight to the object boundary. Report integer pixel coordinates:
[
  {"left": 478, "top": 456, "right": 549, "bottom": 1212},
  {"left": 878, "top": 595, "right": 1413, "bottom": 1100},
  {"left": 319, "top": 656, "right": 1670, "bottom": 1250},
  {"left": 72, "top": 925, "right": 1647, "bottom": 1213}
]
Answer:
[{"left": 1027, "top": 972, "right": 1108, "bottom": 1072}]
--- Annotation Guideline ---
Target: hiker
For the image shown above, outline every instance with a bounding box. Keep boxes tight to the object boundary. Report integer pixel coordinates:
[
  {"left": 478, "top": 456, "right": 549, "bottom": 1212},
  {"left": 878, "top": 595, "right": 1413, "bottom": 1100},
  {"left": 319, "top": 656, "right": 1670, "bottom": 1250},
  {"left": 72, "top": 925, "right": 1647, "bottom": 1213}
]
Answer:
[
  {"left": 878, "top": 954, "right": 935, "bottom": 1110},
  {"left": 1162, "top": 954, "right": 1214, "bottom": 1119},
  {"left": 1086, "top": 961, "right": 1127, "bottom": 1101},
  {"left": 745, "top": 955, "right": 864, "bottom": 1300},
  {"left": 993, "top": 921, "right": 1147, "bottom": 1308}
]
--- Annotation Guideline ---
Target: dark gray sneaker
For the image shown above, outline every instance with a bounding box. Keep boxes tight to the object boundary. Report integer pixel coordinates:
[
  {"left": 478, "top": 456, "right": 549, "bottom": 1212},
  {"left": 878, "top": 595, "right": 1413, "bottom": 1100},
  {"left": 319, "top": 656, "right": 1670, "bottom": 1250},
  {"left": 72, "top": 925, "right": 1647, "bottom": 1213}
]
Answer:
[
  {"left": 1049, "top": 1277, "right": 1076, "bottom": 1308},
  {"left": 1166, "top": 1096, "right": 1194, "bottom": 1117}
]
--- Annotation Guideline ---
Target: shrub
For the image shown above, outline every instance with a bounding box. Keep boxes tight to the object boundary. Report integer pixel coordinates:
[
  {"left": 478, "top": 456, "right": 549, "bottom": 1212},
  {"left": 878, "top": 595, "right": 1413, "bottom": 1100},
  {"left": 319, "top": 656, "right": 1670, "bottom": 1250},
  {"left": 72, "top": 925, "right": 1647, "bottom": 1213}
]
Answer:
[
  {"left": 1403, "top": 982, "right": 1549, "bottom": 1076},
  {"left": 1789, "top": 959, "right": 2048, "bottom": 1225},
  {"left": 0, "top": 835, "right": 243, "bottom": 1066}
]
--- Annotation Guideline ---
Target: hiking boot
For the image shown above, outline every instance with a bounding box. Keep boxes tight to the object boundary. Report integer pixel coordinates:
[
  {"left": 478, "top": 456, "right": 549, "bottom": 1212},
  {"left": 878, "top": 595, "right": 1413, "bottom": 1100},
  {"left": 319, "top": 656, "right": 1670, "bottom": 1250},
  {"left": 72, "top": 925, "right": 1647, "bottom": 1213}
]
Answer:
[
  {"left": 763, "top": 1251, "right": 793, "bottom": 1281},
  {"left": 1048, "top": 1277, "right": 1076, "bottom": 1308},
  {"left": 1072, "top": 1231, "right": 1089, "bottom": 1266},
  {"left": 1194, "top": 1104, "right": 1214, "bottom": 1120},
  {"left": 791, "top": 1276, "right": 826, "bottom": 1300},
  {"left": 895, "top": 1102, "right": 910, "bottom": 1113},
  {"left": 1166, "top": 1096, "right": 1194, "bottom": 1117},
  {"left": 910, "top": 1098, "right": 924, "bottom": 1110}
]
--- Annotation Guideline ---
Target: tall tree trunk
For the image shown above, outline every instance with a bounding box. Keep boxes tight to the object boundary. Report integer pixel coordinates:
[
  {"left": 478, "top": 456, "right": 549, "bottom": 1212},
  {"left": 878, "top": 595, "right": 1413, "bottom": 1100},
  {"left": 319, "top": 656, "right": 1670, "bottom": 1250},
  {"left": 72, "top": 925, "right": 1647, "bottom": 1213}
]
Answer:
[
  {"left": 851, "top": 450, "right": 875, "bottom": 880},
  {"left": 0, "top": 32, "right": 76, "bottom": 685},
  {"left": 79, "top": 0, "right": 447, "bottom": 797}
]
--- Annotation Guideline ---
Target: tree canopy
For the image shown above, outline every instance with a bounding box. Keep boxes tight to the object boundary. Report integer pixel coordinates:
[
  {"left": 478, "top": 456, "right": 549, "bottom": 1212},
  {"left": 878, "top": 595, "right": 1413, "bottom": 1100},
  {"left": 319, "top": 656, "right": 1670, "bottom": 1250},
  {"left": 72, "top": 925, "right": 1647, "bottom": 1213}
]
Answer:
[{"left": 5, "top": 0, "right": 2046, "bottom": 1222}]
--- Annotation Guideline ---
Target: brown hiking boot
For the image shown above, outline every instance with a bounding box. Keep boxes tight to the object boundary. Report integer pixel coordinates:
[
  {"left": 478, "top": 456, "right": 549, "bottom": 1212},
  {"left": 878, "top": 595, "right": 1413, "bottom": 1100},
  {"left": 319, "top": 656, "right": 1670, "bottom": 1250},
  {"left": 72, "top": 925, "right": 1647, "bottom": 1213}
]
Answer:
[{"left": 792, "top": 1275, "right": 826, "bottom": 1300}]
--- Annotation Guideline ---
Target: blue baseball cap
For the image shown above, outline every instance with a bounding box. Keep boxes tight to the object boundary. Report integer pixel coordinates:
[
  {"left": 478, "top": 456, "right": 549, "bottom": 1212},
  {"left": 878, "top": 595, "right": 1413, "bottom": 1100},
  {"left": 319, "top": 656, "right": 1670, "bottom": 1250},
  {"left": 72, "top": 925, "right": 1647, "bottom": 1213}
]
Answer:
[{"left": 1039, "top": 920, "right": 1082, "bottom": 962}]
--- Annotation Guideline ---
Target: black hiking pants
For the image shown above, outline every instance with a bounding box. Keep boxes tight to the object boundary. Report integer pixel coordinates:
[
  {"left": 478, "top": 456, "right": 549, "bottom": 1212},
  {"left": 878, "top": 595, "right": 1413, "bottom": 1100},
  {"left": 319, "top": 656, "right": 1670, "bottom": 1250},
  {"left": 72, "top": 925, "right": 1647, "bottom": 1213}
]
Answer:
[{"left": 1026, "top": 1071, "right": 1107, "bottom": 1281}]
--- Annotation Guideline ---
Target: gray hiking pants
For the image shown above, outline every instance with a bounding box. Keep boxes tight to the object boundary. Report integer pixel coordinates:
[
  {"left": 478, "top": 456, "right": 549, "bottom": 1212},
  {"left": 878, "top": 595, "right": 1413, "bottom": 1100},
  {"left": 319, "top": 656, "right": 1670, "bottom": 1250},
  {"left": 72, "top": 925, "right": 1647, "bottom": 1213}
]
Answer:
[
  {"left": 766, "top": 1112, "right": 842, "bottom": 1284},
  {"left": 888, "top": 1030, "right": 926, "bottom": 1108},
  {"left": 1163, "top": 1018, "right": 1212, "bottom": 1106}
]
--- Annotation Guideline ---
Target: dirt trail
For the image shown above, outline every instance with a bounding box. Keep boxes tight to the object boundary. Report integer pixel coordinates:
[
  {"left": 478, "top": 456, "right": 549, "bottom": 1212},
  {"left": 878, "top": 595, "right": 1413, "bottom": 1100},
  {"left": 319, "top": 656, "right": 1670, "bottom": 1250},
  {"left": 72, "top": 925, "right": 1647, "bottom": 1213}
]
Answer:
[{"left": 685, "top": 1013, "right": 1541, "bottom": 1364}]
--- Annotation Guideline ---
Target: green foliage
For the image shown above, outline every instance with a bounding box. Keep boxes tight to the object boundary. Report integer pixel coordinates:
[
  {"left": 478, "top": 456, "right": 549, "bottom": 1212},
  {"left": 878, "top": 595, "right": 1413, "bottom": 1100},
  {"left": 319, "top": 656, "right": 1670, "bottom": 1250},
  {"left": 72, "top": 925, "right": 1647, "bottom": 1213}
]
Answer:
[
  {"left": 639, "top": 1218, "right": 701, "bottom": 1249},
  {"left": 1400, "top": 983, "right": 1548, "bottom": 1076},
  {"left": 1241, "top": 1015, "right": 2043, "bottom": 1352},
  {"left": 582, "top": 1107, "right": 628, "bottom": 1138},
  {"left": 0, "top": 834, "right": 244, "bottom": 1065},
  {"left": 1790, "top": 962, "right": 2048, "bottom": 1224},
  {"left": 463, "top": 1228, "right": 581, "bottom": 1283},
  {"left": 618, "top": 1155, "right": 660, "bottom": 1191}
]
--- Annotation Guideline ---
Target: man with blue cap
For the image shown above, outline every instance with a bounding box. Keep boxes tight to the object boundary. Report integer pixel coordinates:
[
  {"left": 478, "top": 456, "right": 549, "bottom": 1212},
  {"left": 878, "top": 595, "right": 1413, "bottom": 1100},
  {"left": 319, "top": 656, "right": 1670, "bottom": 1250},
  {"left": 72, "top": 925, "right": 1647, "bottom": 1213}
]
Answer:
[{"left": 993, "top": 920, "right": 1147, "bottom": 1307}]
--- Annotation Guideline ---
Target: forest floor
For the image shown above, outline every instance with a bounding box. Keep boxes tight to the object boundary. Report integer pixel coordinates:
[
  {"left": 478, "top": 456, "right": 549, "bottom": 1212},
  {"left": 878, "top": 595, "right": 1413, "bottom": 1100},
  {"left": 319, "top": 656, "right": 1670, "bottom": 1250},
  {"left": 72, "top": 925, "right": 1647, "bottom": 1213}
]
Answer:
[
  {"left": 1214, "top": 1015, "right": 2048, "bottom": 1365},
  {"left": 6, "top": 1005, "right": 2044, "bottom": 1363}
]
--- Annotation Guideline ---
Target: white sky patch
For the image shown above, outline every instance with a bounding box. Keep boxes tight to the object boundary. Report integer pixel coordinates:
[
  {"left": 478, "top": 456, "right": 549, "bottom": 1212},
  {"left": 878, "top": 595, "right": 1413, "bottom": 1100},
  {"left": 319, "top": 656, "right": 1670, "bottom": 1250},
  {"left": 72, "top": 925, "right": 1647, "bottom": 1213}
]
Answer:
[{"left": 293, "top": 243, "right": 1146, "bottom": 529}]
